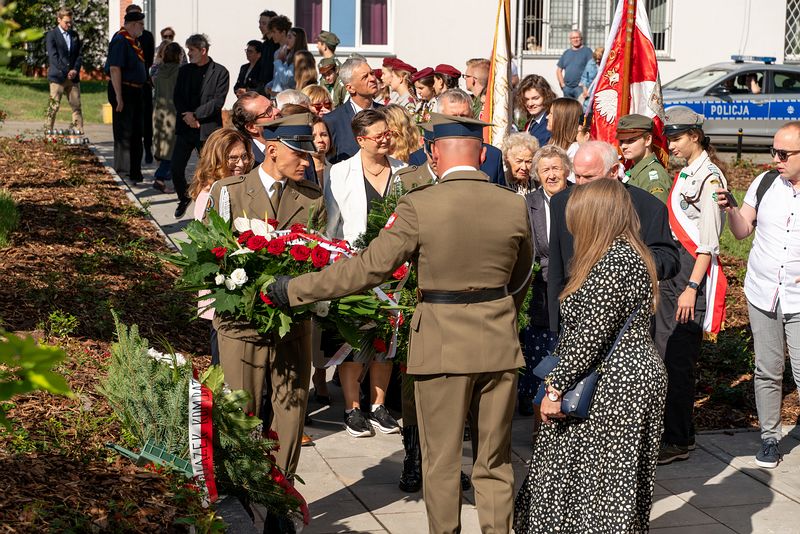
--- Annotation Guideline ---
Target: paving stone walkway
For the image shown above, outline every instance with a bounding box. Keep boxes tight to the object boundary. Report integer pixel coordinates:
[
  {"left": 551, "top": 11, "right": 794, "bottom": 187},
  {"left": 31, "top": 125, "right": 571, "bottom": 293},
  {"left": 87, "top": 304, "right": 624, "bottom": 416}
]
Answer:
[{"left": 5, "top": 121, "right": 800, "bottom": 533}]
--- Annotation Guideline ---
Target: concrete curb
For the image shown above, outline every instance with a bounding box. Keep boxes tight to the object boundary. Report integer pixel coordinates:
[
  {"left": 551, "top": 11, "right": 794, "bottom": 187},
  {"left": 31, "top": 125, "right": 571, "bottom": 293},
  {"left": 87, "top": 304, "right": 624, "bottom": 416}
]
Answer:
[{"left": 88, "top": 144, "right": 179, "bottom": 252}]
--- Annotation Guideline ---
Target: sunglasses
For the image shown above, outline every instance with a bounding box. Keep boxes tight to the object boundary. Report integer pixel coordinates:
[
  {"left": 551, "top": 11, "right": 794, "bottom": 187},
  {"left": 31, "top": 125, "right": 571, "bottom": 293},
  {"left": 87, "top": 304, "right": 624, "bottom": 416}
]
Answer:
[
  {"left": 770, "top": 147, "right": 800, "bottom": 162},
  {"left": 312, "top": 102, "right": 331, "bottom": 112}
]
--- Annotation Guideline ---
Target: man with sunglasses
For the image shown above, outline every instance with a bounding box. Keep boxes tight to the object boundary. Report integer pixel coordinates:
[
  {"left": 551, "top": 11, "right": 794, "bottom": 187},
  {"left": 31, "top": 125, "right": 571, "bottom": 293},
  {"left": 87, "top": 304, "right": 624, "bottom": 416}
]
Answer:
[
  {"left": 717, "top": 122, "right": 800, "bottom": 469},
  {"left": 616, "top": 113, "right": 671, "bottom": 204}
]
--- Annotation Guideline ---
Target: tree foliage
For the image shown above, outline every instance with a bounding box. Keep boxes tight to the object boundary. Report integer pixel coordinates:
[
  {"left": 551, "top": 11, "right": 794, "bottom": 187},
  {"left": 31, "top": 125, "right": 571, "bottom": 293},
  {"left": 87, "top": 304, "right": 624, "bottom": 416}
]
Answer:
[
  {"left": 13, "top": 0, "right": 108, "bottom": 71},
  {"left": 0, "top": 2, "right": 43, "bottom": 65}
]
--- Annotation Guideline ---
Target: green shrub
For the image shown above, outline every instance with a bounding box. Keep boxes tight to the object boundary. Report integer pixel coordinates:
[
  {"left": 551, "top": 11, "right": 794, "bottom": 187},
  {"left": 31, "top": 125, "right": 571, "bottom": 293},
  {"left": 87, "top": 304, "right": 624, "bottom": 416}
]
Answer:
[{"left": 0, "top": 188, "right": 18, "bottom": 247}]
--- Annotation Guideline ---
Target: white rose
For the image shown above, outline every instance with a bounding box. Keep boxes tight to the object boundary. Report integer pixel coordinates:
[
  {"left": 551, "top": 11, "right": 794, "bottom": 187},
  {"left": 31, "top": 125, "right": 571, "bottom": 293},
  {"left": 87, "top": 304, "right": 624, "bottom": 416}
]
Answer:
[
  {"left": 229, "top": 268, "right": 248, "bottom": 287},
  {"left": 214, "top": 273, "right": 225, "bottom": 285},
  {"left": 312, "top": 300, "right": 330, "bottom": 318},
  {"left": 224, "top": 277, "right": 236, "bottom": 290}
]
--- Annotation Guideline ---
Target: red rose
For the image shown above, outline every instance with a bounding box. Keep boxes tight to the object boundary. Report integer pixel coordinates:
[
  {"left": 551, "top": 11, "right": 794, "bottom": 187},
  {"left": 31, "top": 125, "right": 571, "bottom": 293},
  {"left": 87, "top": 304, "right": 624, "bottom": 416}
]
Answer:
[
  {"left": 373, "top": 338, "right": 387, "bottom": 353},
  {"left": 290, "top": 244, "right": 311, "bottom": 261},
  {"left": 237, "top": 230, "right": 254, "bottom": 244},
  {"left": 210, "top": 247, "right": 227, "bottom": 260},
  {"left": 267, "top": 239, "right": 286, "bottom": 255},
  {"left": 260, "top": 292, "right": 275, "bottom": 307},
  {"left": 310, "top": 246, "right": 331, "bottom": 268},
  {"left": 268, "top": 218, "right": 280, "bottom": 228},
  {"left": 392, "top": 264, "right": 409, "bottom": 280},
  {"left": 247, "top": 235, "right": 269, "bottom": 251},
  {"left": 290, "top": 223, "right": 307, "bottom": 233}
]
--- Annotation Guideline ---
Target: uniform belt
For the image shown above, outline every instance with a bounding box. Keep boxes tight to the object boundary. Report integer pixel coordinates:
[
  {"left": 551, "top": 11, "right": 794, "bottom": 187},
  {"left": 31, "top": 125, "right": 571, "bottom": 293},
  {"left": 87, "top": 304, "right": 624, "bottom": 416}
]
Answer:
[
  {"left": 416, "top": 286, "right": 508, "bottom": 304},
  {"left": 122, "top": 81, "right": 143, "bottom": 88}
]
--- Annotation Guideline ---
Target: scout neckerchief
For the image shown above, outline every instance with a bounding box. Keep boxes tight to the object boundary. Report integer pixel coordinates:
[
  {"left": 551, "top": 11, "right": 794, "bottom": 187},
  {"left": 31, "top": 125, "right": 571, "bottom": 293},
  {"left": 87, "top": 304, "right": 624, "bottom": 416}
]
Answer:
[
  {"left": 666, "top": 152, "right": 728, "bottom": 340},
  {"left": 118, "top": 27, "right": 145, "bottom": 64}
]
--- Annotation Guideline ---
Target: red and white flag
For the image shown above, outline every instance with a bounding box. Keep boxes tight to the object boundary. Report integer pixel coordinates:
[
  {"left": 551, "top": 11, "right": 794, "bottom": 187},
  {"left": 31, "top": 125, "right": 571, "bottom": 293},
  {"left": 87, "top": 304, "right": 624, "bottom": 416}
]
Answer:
[
  {"left": 479, "top": 0, "right": 512, "bottom": 148},
  {"left": 587, "top": 0, "right": 668, "bottom": 165}
]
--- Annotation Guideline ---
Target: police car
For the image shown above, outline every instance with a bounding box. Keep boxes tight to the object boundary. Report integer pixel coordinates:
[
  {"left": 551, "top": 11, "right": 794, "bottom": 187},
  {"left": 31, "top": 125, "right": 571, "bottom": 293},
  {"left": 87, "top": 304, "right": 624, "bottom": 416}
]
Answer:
[{"left": 662, "top": 56, "right": 800, "bottom": 146}]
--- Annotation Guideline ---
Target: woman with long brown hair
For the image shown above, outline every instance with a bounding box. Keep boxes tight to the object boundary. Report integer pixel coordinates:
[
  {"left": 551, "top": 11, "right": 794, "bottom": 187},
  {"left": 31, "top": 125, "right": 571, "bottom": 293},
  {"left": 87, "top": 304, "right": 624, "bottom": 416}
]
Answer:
[
  {"left": 514, "top": 178, "right": 667, "bottom": 533},
  {"left": 293, "top": 50, "right": 317, "bottom": 90},
  {"left": 515, "top": 74, "right": 557, "bottom": 147},
  {"left": 383, "top": 104, "right": 421, "bottom": 163}
]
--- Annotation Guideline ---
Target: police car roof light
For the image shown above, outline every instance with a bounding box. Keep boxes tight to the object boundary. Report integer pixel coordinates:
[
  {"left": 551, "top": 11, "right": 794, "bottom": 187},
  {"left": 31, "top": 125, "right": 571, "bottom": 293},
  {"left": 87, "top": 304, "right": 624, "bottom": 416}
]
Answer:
[{"left": 731, "top": 55, "right": 776, "bottom": 64}]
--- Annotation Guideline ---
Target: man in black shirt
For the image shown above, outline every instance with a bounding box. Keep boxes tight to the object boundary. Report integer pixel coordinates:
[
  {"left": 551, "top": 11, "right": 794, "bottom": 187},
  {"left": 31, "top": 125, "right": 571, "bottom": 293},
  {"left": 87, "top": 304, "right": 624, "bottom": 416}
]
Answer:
[
  {"left": 171, "top": 33, "right": 229, "bottom": 218},
  {"left": 257, "top": 9, "right": 279, "bottom": 92},
  {"left": 124, "top": 5, "right": 155, "bottom": 164}
]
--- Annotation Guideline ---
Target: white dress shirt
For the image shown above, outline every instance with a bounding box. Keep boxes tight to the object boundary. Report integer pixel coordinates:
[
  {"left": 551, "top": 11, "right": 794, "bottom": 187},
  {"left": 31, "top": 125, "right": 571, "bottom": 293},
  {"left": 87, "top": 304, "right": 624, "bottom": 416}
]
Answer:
[
  {"left": 440, "top": 165, "right": 477, "bottom": 179},
  {"left": 258, "top": 166, "right": 286, "bottom": 198},
  {"left": 61, "top": 29, "right": 71, "bottom": 51},
  {"left": 743, "top": 171, "right": 800, "bottom": 313}
]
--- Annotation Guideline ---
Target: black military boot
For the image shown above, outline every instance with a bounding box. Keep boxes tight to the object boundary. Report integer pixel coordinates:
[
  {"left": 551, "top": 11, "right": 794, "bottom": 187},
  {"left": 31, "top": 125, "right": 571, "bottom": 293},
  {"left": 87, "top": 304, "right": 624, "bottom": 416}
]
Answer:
[{"left": 399, "top": 424, "right": 422, "bottom": 492}]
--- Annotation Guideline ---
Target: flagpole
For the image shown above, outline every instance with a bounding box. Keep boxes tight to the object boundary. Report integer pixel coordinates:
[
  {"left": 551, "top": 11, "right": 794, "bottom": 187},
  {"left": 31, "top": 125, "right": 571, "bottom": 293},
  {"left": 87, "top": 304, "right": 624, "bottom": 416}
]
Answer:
[{"left": 619, "top": 0, "right": 637, "bottom": 117}]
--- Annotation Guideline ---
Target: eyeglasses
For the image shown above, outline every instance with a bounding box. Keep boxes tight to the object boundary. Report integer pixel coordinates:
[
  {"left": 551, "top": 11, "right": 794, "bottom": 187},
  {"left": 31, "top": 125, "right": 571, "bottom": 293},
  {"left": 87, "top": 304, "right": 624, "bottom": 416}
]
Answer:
[
  {"left": 227, "top": 153, "right": 251, "bottom": 165},
  {"left": 254, "top": 106, "right": 277, "bottom": 121},
  {"left": 312, "top": 102, "right": 332, "bottom": 112},
  {"left": 358, "top": 130, "right": 393, "bottom": 143},
  {"left": 770, "top": 147, "right": 800, "bottom": 162},
  {"left": 462, "top": 74, "right": 476, "bottom": 80}
]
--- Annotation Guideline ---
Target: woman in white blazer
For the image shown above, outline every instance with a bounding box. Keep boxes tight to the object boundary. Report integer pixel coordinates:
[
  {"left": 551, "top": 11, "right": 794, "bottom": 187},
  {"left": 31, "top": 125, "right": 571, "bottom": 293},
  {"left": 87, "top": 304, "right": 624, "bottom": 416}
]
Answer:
[{"left": 322, "top": 108, "right": 406, "bottom": 438}]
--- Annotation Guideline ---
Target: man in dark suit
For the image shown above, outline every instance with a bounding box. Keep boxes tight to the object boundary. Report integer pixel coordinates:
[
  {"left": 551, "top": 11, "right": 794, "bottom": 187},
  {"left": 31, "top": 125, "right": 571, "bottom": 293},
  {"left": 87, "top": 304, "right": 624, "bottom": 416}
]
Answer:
[
  {"left": 234, "top": 40, "right": 263, "bottom": 97},
  {"left": 257, "top": 9, "right": 279, "bottom": 91},
  {"left": 124, "top": 4, "right": 155, "bottom": 163},
  {"left": 408, "top": 88, "right": 506, "bottom": 186},
  {"left": 323, "top": 57, "right": 381, "bottom": 164},
  {"left": 171, "top": 33, "right": 230, "bottom": 218},
  {"left": 547, "top": 140, "right": 680, "bottom": 331},
  {"left": 45, "top": 7, "right": 83, "bottom": 131},
  {"left": 232, "top": 91, "right": 276, "bottom": 164}
]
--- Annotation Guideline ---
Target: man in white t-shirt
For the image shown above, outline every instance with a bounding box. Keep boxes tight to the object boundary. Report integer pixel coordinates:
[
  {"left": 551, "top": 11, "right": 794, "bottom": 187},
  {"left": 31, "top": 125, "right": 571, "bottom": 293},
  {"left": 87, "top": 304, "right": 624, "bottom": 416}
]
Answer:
[{"left": 717, "top": 121, "right": 800, "bottom": 470}]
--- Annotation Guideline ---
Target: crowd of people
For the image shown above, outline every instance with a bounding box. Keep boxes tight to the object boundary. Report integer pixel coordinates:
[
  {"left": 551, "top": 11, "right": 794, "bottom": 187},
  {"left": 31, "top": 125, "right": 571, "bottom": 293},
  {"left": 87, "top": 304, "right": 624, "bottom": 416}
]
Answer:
[{"left": 44, "top": 5, "right": 800, "bottom": 533}]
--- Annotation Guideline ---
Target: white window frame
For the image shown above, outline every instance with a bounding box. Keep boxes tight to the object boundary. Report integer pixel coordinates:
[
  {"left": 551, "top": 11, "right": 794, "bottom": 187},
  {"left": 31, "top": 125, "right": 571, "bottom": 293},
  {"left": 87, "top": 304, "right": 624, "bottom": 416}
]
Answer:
[
  {"left": 319, "top": 0, "right": 393, "bottom": 54},
  {"left": 786, "top": 0, "right": 800, "bottom": 62}
]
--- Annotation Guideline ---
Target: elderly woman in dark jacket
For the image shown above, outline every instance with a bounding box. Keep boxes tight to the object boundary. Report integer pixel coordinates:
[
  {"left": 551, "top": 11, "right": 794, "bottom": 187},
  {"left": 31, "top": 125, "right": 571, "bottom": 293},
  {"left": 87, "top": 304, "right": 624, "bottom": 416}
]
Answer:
[{"left": 518, "top": 144, "right": 570, "bottom": 418}]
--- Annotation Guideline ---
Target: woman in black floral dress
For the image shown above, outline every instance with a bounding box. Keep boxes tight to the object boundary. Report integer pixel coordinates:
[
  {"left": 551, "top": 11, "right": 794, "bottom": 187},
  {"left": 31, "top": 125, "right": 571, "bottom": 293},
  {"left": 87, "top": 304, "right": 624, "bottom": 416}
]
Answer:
[{"left": 514, "top": 179, "right": 667, "bottom": 533}]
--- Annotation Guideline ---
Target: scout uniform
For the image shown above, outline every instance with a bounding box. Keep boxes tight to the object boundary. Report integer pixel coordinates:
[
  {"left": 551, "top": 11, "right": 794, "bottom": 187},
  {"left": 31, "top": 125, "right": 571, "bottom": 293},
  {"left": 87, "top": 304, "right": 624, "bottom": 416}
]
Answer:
[
  {"left": 616, "top": 113, "right": 672, "bottom": 204},
  {"left": 277, "top": 114, "right": 533, "bottom": 533},
  {"left": 205, "top": 114, "right": 326, "bottom": 475},
  {"left": 318, "top": 57, "right": 347, "bottom": 108},
  {"left": 656, "top": 106, "right": 727, "bottom": 463},
  {"left": 316, "top": 31, "right": 341, "bottom": 68}
]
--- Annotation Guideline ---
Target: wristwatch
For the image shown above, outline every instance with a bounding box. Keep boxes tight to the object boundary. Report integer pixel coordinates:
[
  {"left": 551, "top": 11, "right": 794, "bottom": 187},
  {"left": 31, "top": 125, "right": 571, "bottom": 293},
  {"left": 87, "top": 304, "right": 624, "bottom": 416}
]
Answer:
[
  {"left": 547, "top": 388, "right": 560, "bottom": 402},
  {"left": 687, "top": 281, "right": 700, "bottom": 290}
]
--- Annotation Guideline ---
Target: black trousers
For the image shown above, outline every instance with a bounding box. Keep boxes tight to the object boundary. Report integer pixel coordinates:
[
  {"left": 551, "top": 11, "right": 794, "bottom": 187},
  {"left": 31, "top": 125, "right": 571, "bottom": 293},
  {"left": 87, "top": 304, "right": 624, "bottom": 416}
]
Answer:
[
  {"left": 170, "top": 129, "right": 203, "bottom": 202},
  {"left": 108, "top": 83, "right": 144, "bottom": 181},
  {"left": 142, "top": 84, "right": 153, "bottom": 157},
  {"left": 654, "top": 245, "right": 706, "bottom": 446}
]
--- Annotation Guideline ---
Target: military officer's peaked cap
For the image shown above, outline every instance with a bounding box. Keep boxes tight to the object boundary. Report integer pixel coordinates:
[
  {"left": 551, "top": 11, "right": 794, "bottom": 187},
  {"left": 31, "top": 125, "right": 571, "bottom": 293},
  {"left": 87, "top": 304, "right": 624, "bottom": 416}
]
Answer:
[
  {"left": 257, "top": 113, "right": 316, "bottom": 154},
  {"left": 616, "top": 114, "right": 654, "bottom": 140},
  {"left": 429, "top": 113, "right": 490, "bottom": 140},
  {"left": 419, "top": 121, "right": 435, "bottom": 142},
  {"left": 664, "top": 106, "right": 704, "bottom": 137}
]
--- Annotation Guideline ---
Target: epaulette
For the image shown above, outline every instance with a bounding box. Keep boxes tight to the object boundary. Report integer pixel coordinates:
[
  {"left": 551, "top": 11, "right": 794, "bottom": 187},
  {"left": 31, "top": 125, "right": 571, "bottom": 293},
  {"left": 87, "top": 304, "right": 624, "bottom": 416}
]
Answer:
[
  {"left": 706, "top": 163, "right": 721, "bottom": 177},
  {"left": 216, "top": 174, "right": 247, "bottom": 187},
  {"left": 395, "top": 165, "right": 420, "bottom": 176},
  {"left": 493, "top": 183, "right": 516, "bottom": 193},
  {"left": 405, "top": 182, "right": 435, "bottom": 194}
]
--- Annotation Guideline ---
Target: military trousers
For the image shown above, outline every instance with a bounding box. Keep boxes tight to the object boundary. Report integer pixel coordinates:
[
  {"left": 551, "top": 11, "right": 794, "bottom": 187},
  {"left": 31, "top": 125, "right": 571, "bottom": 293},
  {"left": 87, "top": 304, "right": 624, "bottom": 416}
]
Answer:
[
  {"left": 414, "top": 370, "right": 517, "bottom": 534},
  {"left": 214, "top": 318, "right": 312, "bottom": 474}
]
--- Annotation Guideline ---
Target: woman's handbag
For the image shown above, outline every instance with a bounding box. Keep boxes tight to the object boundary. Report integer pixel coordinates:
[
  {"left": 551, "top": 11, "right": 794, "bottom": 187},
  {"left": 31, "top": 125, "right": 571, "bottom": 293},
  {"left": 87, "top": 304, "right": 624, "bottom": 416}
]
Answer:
[{"left": 532, "top": 304, "right": 641, "bottom": 419}]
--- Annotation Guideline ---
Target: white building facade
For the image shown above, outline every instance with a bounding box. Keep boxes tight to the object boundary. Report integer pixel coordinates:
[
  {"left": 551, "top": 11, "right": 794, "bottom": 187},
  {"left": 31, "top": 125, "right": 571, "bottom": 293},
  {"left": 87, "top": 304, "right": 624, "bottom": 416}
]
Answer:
[{"left": 111, "top": 0, "right": 794, "bottom": 108}]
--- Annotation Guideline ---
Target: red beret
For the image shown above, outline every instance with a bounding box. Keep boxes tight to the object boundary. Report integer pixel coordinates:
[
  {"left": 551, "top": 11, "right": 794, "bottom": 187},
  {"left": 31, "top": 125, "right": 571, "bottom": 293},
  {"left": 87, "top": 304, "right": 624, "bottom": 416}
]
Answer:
[
  {"left": 373, "top": 68, "right": 383, "bottom": 80},
  {"left": 434, "top": 64, "right": 461, "bottom": 78},
  {"left": 410, "top": 67, "right": 434, "bottom": 83},
  {"left": 393, "top": 59, "right": 417, "bottom": 74},
  {"left": 382, "top": 57, "right": 399, "bottom": 69}
]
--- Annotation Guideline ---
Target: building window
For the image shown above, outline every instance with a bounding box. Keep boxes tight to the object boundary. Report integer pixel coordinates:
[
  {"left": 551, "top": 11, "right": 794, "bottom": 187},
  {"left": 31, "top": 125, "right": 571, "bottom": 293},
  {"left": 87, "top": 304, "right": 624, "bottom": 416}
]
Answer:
[
  {"left": 295, "top": 0, "right": 389, "bottom": 51},
  {"left": 786, "top": 0, "right": 800, "bottom": 62},
  {"left": 521, "top": 0, "right": 671, "bottom": 57}
]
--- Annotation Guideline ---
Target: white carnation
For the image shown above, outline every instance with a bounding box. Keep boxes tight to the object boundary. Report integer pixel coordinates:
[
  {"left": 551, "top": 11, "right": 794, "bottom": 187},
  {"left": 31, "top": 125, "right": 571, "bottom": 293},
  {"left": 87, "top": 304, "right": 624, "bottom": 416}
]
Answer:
[
  {"left": 147, "top": 347, "right": 187, "bottom": 367},
  {"left": 224, "top": 277, "right": 236, "bottom": 290},
  {"left": 214, "top": 273, "right": 225, "bottom": 285},
  {"left": 230, "top": 268, "right": 248, "bottom": 287}
]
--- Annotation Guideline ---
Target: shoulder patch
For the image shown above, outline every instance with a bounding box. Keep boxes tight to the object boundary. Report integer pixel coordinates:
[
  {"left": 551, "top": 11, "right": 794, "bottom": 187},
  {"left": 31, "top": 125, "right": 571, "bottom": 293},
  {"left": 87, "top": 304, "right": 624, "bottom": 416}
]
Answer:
[
  {"left": 706, "top": 163, "right": 721, "bottom": 177},
  {"left": 384, "top": 213, "right": 398, "bottom": 229},
  {"left": 648, "top": 170, "right": 659, "bottom": 181}
]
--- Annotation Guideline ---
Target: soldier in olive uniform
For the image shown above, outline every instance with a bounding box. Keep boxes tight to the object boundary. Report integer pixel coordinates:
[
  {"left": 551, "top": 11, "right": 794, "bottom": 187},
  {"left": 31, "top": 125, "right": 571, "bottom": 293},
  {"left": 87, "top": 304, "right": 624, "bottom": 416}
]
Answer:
[
  {"left": 617, "top": 113, "right": 672, "bottom": 204},
  {"left": 204, "top": 113, "right": 325, "bottom": 475},
  {"left": 268, "top": 114, "right": 533, "bottom": 534}
]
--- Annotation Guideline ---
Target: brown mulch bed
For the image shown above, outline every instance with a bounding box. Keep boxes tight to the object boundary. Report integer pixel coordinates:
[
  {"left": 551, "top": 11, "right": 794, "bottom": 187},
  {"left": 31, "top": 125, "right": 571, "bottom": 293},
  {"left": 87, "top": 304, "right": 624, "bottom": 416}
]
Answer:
[{"left": 0, "top": 138, "right": 211, "bottom": 532}]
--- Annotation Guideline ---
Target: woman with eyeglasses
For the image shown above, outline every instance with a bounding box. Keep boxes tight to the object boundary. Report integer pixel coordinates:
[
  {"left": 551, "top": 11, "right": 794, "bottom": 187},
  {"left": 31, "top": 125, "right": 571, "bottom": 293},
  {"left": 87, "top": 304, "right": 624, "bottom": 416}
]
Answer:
[
  {"left": 189, "top": 128, "right": 253, "bottom": 364},
  {"left": 656, "top": 106, "right": 728, "bottom": 466},
  {"left": 234, "top": 40, "right": 263, "bottom": 98},
  {"left": 325, "top": 109, "right": 406, "bottom": 439},
  {"left": 301, "top": 84, "right": 333, "bottom": 116}
]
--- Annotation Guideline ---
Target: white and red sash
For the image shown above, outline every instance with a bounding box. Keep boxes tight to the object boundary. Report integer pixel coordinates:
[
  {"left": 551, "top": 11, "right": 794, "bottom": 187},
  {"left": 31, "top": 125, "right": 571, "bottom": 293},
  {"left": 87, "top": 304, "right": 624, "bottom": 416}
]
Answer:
[{"left": 667, "top": 171, "right": 727, "bottom": 339}]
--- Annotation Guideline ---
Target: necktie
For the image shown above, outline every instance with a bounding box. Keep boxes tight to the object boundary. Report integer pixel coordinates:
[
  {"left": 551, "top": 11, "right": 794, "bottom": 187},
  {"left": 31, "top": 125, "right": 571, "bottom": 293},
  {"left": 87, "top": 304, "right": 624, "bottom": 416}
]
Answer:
[{"left": 270, "top": 181, "right": 283, "bottom": 215}]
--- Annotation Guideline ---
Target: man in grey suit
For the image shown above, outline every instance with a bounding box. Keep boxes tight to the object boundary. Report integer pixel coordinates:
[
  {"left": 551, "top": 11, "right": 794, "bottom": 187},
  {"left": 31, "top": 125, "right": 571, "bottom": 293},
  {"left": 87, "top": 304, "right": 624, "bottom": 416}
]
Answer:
[
  {"left": 45, "top": 7, "right": 83, "bottom": 131},
  {"left": 323, "top": 57, "right": 381, "bottom": 164}
]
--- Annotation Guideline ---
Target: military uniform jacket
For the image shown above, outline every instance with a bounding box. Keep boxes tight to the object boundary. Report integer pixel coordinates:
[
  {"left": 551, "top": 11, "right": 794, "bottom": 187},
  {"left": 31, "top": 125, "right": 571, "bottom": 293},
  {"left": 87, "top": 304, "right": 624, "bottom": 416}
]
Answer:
[
  {"left": 289, "top": 169, "right": 533, "bottom": 375},
  {"left": 626, "top": 154, "right": 672, "bottom": 204},
  {"left": 394, "top": 164, "right": 436, "bottom": 192},
  {"left": 206, "top": 166, "right": 326, "bottom": 341}
]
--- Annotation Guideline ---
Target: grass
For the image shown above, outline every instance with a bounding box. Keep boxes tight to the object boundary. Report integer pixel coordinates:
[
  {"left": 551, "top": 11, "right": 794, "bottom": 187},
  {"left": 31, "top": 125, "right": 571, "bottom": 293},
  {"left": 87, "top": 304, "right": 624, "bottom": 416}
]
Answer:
[
  {"left": 0, "top": 189, "right": 18, "bottom": 247},
  {"left": 719, "top": 188, "right": 754, "bottom": 262},
  {"left": 0, "top": 66, "right": 107, "bottom": 125}
]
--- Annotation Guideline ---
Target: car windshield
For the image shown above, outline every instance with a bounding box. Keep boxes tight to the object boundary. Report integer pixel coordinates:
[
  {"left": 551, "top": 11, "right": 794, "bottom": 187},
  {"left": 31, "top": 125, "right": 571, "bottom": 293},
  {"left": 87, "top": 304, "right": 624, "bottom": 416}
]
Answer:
[{"left": 664, "top": 68, "right": 732, "bottom": 92}]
